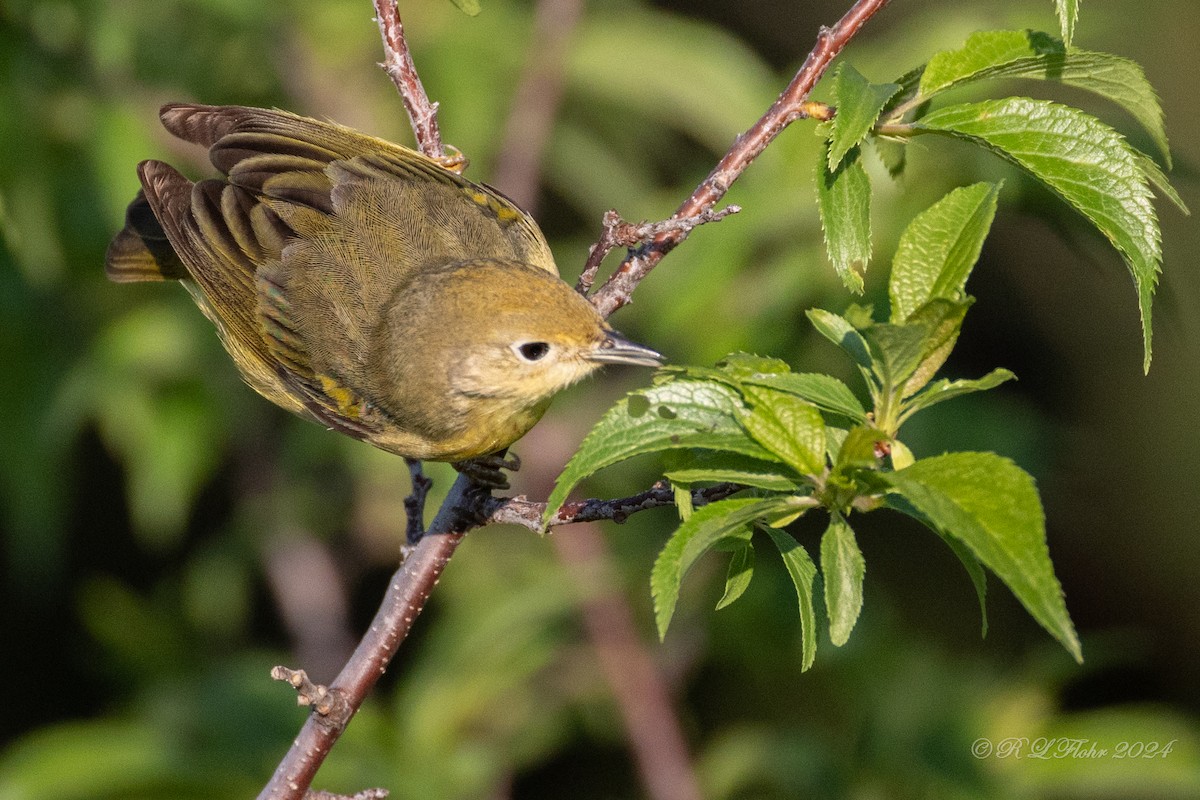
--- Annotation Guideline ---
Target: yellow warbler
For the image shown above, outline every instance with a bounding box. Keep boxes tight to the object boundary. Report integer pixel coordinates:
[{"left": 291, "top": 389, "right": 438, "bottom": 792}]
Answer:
[{"left": 106, "top": 104, "right": 660, "bottom": 466}]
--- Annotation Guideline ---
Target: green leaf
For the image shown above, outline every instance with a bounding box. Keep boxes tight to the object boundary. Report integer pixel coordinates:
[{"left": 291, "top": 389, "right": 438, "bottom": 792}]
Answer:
[
  {"left": 820, "top": 514, "right": 866, "bottom": 646},
  {"left": 663, "top": 450, "right": 804, "bottom": 493},
  {"left": 915, "top": 98, "right": 1160, "bottom": 370},
  {"left": 652, "top": 496, "right": 799, "bottom": 638},
  {"left": 715, "top": 543, "right": 755, "bottom": 610},
  {"left": 764, "top": 527, "right": 819, "bottom": 670},
  {"left": 918, "top": 30, "right": 1169, "bottom": 167},
  {"left": 889, "top": 183, "right": 1000, "bottom": 323},
  {"left": 901, "top": 299, "right": 973, "bottom": 397},
  {"left": 739, "top": 386, "right": 827, "bottom": 476},
  {"left": 742, "top": 372, "right": 867, "bottom": 422},
  {"left": 878, "top": 452, "right": 1081, "bottom": 661},
  {"left": 806, "top": 309, "right": 873, "bottom": 370},
  {"left": 448, "top": 0, "right": 482, "bottom": 15},
  {"left": 901, "top": 368, "right": 1017, "bottom": 418},
  {"left": 1056, "top": 0, "right": 1079, "bottom": 49},
  {"left": 861, "top": 323, "right": 929, "bottom": 392},
  {"left": 545, "top": 379, "right": 779, "bottom": 523},
  {"left": 673, "top": 481, "right": 695, "bottom": 521},
  {"left": 828, "top": 63, "right": 901, "bottom": 171},
  {"left": 714, "top": 352, "right": 792, "bottom": 377},
  {"left": 817, "top": 143, "right": 872, "bottom": 293},
  {"left": 1134, "top": 150, "right": 1189, "bottom": 215}
]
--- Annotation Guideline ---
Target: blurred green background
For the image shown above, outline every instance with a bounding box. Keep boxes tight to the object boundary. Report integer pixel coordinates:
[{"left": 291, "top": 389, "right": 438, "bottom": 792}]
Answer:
[{"left": 1, "top": 0, "right": 1198, "bottom": 797}]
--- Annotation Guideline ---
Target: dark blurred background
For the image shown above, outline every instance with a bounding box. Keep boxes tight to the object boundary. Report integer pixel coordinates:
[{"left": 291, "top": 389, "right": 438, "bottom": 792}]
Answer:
[{"left": 1, "top": 0, "right": 1198, "bottom": 797}]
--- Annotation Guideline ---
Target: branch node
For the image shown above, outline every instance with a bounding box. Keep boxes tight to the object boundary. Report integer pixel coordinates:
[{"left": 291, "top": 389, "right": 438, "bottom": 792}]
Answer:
[
  {"left": 271, "top": 666, "right": 342, "bottom": 717},
  {"left": 577, "top": 206, "right": 741, "bottom": 298}
]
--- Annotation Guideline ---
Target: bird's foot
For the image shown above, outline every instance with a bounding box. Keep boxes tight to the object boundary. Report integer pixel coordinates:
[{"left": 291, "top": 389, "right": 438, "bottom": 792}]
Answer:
[{"left": 453, "top": 451, "right": 521, "bottom": 491}]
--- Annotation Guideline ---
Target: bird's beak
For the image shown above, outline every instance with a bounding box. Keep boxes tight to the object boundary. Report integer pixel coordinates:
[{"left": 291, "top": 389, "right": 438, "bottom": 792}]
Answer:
[{"left": 587, "top": 330, "right": 663, "bottom": 367}]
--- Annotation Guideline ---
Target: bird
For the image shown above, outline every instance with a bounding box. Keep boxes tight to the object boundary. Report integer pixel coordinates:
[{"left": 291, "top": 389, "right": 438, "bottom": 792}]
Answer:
[{"left": 105, "top": 103, "right": 661, "bottom": 478}]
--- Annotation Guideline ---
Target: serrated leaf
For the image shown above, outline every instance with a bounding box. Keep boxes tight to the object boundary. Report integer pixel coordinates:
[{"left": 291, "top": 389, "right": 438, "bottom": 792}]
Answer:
[
  {"left": 886, "top": 494, "right": 988, "bottom": 636},
  {"left": 448, "top": 0, "right": 482, "bottom": 15},
  {"left": 714, "top": 352, "right": 792, "bottom": 377},
  {"left": 716, "top": 543, "right": 755, "bottom": 610},
  {"left": 663, "top": 450, "right": 805, "bottom": 492},
  {"left": 743, "top": 372, "right": 867, "bottom": 422},
  {"left": 545, "top": 379, "right": 780, "bottom": 523},
  {"left": 919, "top": 30, "right": 1169, "bottom": 167},
  {"left": 817, "top": 143, "right": 872, "bottom": 293},
  {"left": 820, "top": 515, "right": 866, "bottom": 646},
  {"left": 806, "top": 309, "right": 873, "bottom": 369},
  {"left": 861, "top": 323, "right": 929, "bottom": 391},
  {"left": 739, "top": 386, "right": 826, "bottom": 476},
  {"left": 915, "top": 98, "right": 1160, "bottom": 371},
  {"left": 878, "top": 452, "right": 1081, "bottom": 661},
  {"left": 890, "top": 183, "right": 1000, "bottom": 323},
  {"left": 828, "top": 63, "right": 901, "bottom": 170},
  {"left": 901, "top": 299, "right": 972, "bottom": 397},
  {"left": 901, "top": 368, "right": 1016, "bottom": 419},
  {"left": 652, "top": 496, "right": 798, "bottom": 638},
  {"left": 764, "top": 527, "right": 819, "bottom": 670},
  {"left": 1056, "top": 0, "right": 1079, "bottom": 49},
  {"left": 1134, "top": 150, "right": 1189, "bottom": 215}
]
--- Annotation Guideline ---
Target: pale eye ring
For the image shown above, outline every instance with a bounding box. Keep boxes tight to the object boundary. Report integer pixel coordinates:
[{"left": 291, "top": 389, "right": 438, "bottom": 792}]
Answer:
[{"left": 515, "top": 341, "right": 551, "bottom": 362}]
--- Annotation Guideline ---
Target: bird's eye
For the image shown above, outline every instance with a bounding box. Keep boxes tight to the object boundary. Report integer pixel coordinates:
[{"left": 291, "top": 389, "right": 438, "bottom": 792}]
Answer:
[{"left": 516, "top": 341, "right": 551, "bottom": 362}]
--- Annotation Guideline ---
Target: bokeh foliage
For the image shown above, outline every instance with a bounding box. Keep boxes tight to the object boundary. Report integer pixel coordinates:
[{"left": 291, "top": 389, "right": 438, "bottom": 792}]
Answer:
[{"left": 1, "top": 0, "right": 1199, "bottom": 798}]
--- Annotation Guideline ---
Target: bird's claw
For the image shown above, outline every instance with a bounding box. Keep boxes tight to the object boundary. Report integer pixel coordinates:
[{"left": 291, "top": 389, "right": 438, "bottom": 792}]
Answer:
[{"left": 453, "top": 452, "right": 521, "bottom": 490}]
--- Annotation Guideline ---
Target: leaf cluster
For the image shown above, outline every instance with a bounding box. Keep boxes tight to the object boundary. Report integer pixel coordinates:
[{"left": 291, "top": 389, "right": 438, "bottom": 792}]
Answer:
[
  {"left": 547, "top": 174, "right": 1082, "bottom": 668},
  {"left": 817, "top": 27, "right": 1184, "bottom": 372}
]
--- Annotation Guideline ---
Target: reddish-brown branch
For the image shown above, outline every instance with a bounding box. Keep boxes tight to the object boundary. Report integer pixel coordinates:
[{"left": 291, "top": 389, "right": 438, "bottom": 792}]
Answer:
[
  {"left": 371, "top": 0, "right": 450, "bottom": 162},
  {"left": 257, "top": 476, "right": 475, "bottom": 800},
  {"left": 576, "top": 207, "right": 741, "bottom": 296},
  {"left": 588, "top": 0, "right": 893, "bottom": 319}
]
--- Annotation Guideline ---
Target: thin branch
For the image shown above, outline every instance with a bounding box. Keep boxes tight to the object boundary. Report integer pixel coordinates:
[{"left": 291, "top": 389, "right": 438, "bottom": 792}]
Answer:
[
  {"left": 257, "top": 474, "right": 476, "bottom": 800},
  {"left": 490, "top": 0, "right": 586, "bottom": 211},
  {"left": 588, "top": 0, "right": 893, "bottom": 319},
  {"left": 576, "top": 207, "right": 741, "bottom": 296},
  {"left": 481, "top": 481, "right": 742, "bottom": 531},
  {"left": 371, "top": 0, "right": 455, "bottom": 164}
]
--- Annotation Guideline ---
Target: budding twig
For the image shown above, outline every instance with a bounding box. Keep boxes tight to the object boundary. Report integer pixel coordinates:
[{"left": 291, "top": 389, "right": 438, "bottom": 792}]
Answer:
[
  {"left": 588, "top": 0, "right": 893, "bottom": 319},
  {"left": 576, "top": 207, "right": 741, "bottom": 296}
]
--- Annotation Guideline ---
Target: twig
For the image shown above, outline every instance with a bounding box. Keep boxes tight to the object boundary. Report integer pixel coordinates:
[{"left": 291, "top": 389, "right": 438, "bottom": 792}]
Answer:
[
  {"left": 588, "top": 0, "right": 893, "bottom": 319},
  {"left": 481, "top": 481, "right": 742, "bottom": 530},
  {"left": 371, "top": 0, "right": 456, "bottom": 165},
  {"left": 576, "top": 207, "right": 741, "bottom": 296},
  {"left": 270, "top": 666, "right": 344, "bottom": 717},
  {"left": 306, "top": 790, "right": 389, "bottom": 800},
  {"left": 490, "top": 0, "right": 586, "bottom": 211},
  {"left": 257, "top": 475, "right": 475, "bottom": 800}
]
